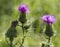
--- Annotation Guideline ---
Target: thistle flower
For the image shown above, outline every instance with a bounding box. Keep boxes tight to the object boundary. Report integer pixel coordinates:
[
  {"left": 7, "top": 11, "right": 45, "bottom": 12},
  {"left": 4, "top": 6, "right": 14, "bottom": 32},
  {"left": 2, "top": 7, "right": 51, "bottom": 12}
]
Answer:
[
  {"left": 41, "top": 15, "right": 56, "bottom": 37},
  {"left": 42, "top": 15, "right": 56, "bottom": 24},
  {"left": 18, "top": 4, "right": 29, "bottom": 13}
]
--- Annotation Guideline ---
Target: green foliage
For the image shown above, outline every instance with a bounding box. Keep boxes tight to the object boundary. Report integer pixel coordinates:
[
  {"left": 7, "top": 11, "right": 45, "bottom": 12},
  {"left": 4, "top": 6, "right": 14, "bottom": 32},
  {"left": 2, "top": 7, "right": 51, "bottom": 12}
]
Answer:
[{"left": 0, "top": 0, "right": 60, "bottom": 47}]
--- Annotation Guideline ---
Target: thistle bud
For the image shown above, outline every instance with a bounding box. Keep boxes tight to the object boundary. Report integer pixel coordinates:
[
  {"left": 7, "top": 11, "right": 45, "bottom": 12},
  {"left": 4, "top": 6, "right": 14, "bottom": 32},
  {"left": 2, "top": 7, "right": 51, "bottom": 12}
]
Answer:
[
  {"left": 19, "top": 13, "right": 27, "bottom": 24},
  {"left": 5, "top": 21, "right": 18, "bottom": 38},
  {"left": 45, "top": 24, "right": 54, "bottom": 37}
]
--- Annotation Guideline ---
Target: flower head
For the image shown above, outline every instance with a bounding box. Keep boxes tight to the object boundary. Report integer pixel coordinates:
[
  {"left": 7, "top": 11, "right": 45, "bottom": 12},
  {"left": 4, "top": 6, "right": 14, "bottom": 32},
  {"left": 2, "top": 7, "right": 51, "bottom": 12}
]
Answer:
[
  {"left": 18, "top": 4, "right": 29, "bottom": 13},
  {"left": 42, "top": 15, "right": 56, "bottom": 24}
]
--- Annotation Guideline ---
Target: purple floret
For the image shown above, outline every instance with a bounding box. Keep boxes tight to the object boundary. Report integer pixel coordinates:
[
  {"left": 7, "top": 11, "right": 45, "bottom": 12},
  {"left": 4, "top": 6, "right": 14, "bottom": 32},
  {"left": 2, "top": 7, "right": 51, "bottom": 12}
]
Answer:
[
  {"left": 42, "top": 15, "right": 56, "bottom": 24},
  {"left": 18, "top": 4, "right": 29, "bottom": 13}
]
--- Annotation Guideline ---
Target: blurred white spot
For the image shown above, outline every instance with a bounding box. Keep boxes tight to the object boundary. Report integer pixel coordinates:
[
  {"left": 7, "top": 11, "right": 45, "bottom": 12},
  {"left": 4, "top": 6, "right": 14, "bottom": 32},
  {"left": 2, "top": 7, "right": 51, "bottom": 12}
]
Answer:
[
  {"left": 50, "top": 44, "right": 54, "bottom": 47},
  {"left": 0, "top": 39, "right": 2, "bottom": 42},
  {"left": 39, "top": 41, "right": 46, "bottom": 45}
]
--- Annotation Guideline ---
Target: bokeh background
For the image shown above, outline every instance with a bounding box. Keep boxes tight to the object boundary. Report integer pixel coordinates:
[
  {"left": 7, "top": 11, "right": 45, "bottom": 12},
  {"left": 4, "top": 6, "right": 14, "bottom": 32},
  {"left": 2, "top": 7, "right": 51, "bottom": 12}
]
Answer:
[{"left": 0, "top": 0, "right": 60, "bottom": 47}]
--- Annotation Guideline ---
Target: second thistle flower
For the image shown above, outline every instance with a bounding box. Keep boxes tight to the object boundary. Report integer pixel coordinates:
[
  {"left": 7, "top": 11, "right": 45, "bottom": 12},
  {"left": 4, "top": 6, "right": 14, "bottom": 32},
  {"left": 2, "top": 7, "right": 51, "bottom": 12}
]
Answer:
[{"left": 41, "top": 15, "right": 56, "bottom": 37}]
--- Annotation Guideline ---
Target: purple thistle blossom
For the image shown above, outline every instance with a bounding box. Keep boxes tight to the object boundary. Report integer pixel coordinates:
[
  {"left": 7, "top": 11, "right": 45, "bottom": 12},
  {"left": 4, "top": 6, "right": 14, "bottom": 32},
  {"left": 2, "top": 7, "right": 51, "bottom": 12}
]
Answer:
[
  {"left": 18, "top": 4, "right": 29, "bottom": 13},
  {"left": 42, "top": 15, "right": 56, "bottom": 24}
]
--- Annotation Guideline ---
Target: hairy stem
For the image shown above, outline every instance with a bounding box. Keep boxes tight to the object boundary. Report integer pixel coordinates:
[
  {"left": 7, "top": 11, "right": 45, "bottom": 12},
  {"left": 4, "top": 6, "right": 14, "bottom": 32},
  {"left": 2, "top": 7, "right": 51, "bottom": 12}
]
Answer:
[
  {"left": 19, "top": 24, "right": 25, "bottom": 47},
  {"left": 47, "top": 37, "right": 51, "bottom": 47},
  {"left": 9, "top": 38, "right": 13, "bottom": 47}
]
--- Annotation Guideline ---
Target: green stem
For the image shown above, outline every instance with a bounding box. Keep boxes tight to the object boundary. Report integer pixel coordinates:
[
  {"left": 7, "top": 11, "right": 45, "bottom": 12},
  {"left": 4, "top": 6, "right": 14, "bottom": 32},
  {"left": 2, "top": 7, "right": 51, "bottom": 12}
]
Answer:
[
  {"left": 47, "top": 45, "right": 50, "bottom": 47},
  {"left": 19, "top": 24, "right": 25, "bottom": 47},
  {"left": 41, "top": 43, "right": 45, "bottom": 47},
  {"left": 20, "top": 36, "right": 25, "bottom": 47},
  {"left": 22, "top": 24, "right": 24, "bottom": 36},
  {"left": 48, "top": 37, "right": 50, "bottom": 43},
  {"left": 9, "top": 38, "right": 13, "bottom": 47},
  {"left": 47, "top": 37, "right": 51, "bottom": 47},
  {"left": 10, "top": 41, "right": 13, "bottom": 47}
]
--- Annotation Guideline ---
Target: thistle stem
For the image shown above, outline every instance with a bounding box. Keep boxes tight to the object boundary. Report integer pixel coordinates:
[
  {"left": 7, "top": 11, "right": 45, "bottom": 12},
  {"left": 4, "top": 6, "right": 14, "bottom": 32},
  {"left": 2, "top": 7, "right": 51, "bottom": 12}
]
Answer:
[
  {"left": 41, "top": 43, "right": 45, "bottom": 47},
  {"left": 19, "top": 24, "right": 25, "bottom": 47},
  {"left": 48, "top": 37, "right": 50, "bottom": 43},
  {"left": 9, "top": 38, "right": 13, "bottom": 47},
  {"left": 47, "top": 37, "right": 51, "bottom": 47}
]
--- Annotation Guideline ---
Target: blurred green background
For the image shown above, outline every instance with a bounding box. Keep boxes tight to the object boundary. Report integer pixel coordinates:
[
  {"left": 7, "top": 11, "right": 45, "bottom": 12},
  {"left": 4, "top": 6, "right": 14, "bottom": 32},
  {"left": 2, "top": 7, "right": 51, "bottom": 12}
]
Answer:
[{"left": 0, "top": 0, "right": 60, "bottom": 47}]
